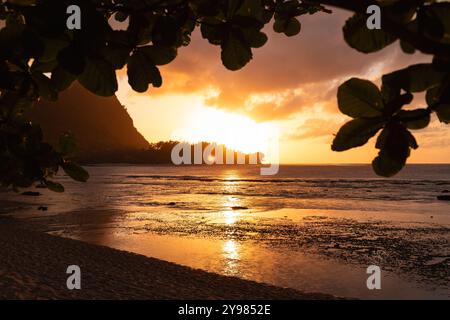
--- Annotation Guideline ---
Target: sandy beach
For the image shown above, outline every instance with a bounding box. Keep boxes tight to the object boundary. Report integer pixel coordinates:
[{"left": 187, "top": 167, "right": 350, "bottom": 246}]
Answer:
[
  {"left": 0, "top": 216, "right": 335, "bottom": 300},
  {"left": 1, "top": 164, "right": 449, "bottom": 300}
]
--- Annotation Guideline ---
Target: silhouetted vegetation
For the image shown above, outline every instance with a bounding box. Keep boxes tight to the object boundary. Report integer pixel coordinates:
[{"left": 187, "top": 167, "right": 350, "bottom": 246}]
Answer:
[
  {"left": 1, "top": 0, "right": 449, "bottom": 192},
  {"left": 76, "top": 141, "right": 263, "bottom": 165}
]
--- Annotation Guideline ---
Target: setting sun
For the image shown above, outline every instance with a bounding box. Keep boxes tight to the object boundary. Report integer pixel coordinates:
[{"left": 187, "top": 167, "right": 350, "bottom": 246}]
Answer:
[{"left": 171, "top": 107, "right": 278, "bottom": 155}]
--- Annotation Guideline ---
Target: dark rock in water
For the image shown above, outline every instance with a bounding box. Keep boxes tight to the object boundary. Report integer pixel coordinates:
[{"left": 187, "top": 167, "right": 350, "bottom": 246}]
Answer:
[
  {"left": 231, "top": 206, "right": 249, "bottom": 210},
  {"left": 22, "top": 191, "right": 41, "bottom": 197},
  {"left": 38, "top": 206, "right": 48, "bottom": 211},
  {"left": 437, "top": 195, "right": 450, "bottom": 201},
  {"left": 167, "top": 202, "right": 176, "bottom": 206},
  {"left": 441, "top": 190, "right": 450, "bottom": 193}
]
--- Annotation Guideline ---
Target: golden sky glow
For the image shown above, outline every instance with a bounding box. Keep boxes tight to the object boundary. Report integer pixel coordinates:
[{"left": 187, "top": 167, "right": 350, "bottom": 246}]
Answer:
[{"left": 115, "top": 9, "right": 450, "bottom": 164}]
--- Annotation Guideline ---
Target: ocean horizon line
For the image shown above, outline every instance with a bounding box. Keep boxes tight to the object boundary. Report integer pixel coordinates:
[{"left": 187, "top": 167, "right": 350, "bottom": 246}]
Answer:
[{"left": 83, "top": 163, "right": 450, "bottom": 167}]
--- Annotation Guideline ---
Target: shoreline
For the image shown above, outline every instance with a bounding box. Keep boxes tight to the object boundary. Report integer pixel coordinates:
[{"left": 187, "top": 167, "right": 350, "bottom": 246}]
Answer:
[{"left": 0, "top": 217, "right": 338, "bottom": 300}]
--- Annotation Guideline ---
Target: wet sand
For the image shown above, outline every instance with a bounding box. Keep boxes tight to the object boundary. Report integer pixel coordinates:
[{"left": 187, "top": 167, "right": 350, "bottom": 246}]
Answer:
[
  {"left": 23, "top": 205, "right": 449, "bottom": 292},
  {"left": 0, "top": 217, "right": 336, "bottom": 300}
]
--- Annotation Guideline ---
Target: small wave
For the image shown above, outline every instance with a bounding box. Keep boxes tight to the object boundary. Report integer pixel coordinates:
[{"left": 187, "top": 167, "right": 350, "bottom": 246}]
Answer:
[{"left": 125, "top": 175, "right": 450, "bottom": 186}]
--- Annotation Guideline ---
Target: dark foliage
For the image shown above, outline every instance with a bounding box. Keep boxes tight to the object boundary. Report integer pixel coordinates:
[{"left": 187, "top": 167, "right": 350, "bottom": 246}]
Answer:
[
  {"left": 76, "top": 141, "right": 263, "bottom": 165},
  {"left": 1, "top": 0, "right": 449, "bottom": 192}
]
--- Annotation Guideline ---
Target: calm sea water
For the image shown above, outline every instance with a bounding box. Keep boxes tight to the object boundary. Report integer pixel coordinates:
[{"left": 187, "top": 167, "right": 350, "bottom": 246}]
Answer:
[{"left": 3, "top": 164, "right": 450, "bottom": 299}]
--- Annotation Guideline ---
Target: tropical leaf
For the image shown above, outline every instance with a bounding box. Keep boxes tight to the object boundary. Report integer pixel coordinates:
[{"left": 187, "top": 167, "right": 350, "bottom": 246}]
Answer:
[
  {"left": 127, "top": 51, "right": 162, "bottom": 92},
  {"left": 332, "top": 118, "right": 385, "bottom": 152},
  {"left": 221, "top": 30, "right": 252, "bottom": 71},
  {"left": 343, "top": 14, "right": 397, "bottom": 53},
  {"left": 45, "top": 179, "right": 64, "bottom": 192},
  {"left": 62, "top": 162, "right": 89, "bottom": 182},
  {"left": 397, "top": 109, "right": 431, "bottom": 130},
  {"left": 383, "top": 64, "right": 446, "bottom": 93},
  {"left": 78, "top": 58, "right": 118, "bottom": 97},
  {"left": 337, "top": 78, "right": 384, "bottom": 118},
  {"left": 372, "top": 123, "right": 417, "bottom": 177}
]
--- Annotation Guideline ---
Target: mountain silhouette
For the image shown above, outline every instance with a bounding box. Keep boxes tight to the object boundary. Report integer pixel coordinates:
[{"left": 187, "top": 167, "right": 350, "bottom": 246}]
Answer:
[
  {"left": 27, "top": 82, "right": 150, "bottom": 161},
  {"left": 26, "top": 82, "right": 262, "bottom": 165}
]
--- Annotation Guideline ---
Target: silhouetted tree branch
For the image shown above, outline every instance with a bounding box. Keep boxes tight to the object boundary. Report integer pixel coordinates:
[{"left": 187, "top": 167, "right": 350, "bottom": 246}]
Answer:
[{"left": 1, "top": 0, "right": 449, "bottom": 191}]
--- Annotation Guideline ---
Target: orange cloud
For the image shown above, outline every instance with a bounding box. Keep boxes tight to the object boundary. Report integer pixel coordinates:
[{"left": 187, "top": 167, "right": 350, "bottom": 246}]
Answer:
[
  {"left": 115, "top": 7, "right": 445, "bottom": 150},
  {"left": 140, "top": 9, "right": 428, "bottom": 125}
]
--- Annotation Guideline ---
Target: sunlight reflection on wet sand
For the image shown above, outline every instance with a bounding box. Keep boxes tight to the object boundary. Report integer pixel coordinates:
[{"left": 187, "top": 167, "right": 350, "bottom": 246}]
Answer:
[
  {"left": 69, "top": 230, "right": 449, "bottom": 300},
  {"left": 223, "top": 239, "right": 239, "bottom": 275}
]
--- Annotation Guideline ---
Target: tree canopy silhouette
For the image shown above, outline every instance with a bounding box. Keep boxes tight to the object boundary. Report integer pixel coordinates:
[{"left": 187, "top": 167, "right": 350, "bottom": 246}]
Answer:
[{"left": 1, "top": 0, "right": 449, "bottom": 192}]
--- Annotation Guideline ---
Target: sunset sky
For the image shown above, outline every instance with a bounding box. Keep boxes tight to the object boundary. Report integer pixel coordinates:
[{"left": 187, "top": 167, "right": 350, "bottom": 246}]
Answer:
[{"left": 115, "top": 8, "right": 450, "bottom": 164}]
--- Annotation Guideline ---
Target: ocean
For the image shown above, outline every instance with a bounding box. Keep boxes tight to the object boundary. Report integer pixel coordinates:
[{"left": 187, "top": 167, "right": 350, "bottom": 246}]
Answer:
[{"left": 3, "top": 164, "right": 450, "bottom": 299}]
